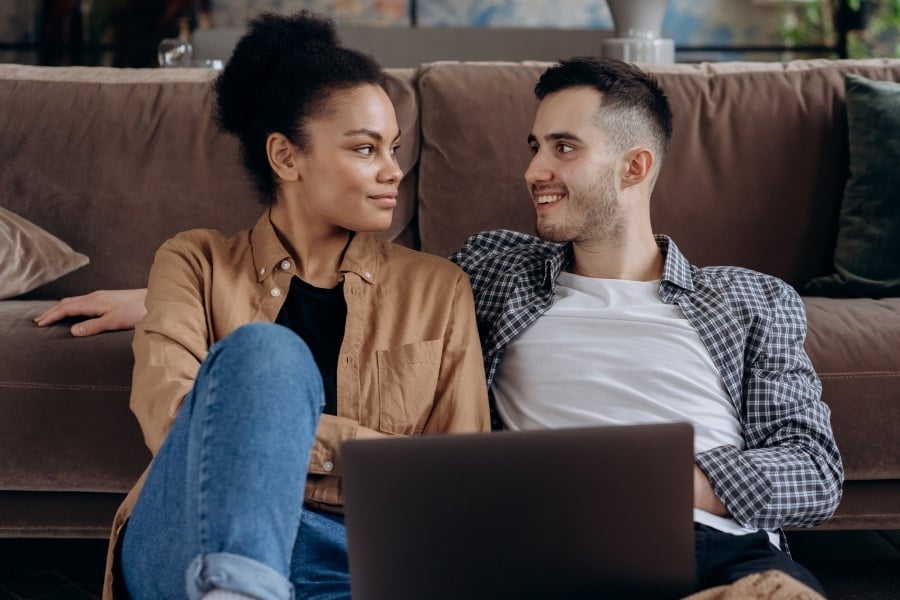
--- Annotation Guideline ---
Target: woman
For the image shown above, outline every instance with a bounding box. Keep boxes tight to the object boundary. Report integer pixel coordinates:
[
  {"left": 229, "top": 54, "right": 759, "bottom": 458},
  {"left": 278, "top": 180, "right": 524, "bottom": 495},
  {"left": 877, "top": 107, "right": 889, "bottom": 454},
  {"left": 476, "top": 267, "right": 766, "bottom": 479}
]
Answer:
[{"left": 100, "top": 11, "right": 489, "bottom": 600}]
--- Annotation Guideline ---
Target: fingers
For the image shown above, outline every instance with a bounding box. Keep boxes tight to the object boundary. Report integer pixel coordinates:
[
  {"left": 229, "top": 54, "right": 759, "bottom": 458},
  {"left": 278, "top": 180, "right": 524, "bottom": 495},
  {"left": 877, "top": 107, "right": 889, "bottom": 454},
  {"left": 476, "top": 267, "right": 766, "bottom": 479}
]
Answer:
[
  {"left": 34, "top": 294, "right": 106, "bottom": 327},
  {"left": 71, "top": 317, "right": 105, "bottom": 337},
  {"left": 33, "top": 289, "right": 147, "bottom": 336}
]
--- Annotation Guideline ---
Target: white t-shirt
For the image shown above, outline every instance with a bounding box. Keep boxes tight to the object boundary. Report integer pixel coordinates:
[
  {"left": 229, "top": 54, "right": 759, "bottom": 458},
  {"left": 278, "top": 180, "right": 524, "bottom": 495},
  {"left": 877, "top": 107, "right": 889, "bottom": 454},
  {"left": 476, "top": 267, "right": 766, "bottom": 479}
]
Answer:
[{"left": 492, "top": 271, "right": 779, "bottom": 546}]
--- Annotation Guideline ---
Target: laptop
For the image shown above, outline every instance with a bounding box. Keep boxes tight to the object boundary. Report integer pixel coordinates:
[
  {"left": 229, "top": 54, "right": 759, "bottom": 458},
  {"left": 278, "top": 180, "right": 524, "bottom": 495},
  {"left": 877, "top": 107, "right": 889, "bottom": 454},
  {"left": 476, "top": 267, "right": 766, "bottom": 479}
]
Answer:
[{"left": 341, "top": 422, "right": 695, "bottom": 600}]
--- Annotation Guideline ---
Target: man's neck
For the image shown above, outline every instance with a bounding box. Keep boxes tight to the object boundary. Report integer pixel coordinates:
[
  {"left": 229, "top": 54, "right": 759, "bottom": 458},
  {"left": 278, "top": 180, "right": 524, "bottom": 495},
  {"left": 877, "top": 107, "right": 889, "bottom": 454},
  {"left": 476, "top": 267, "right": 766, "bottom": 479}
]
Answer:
[{"left": 569, "top": 234, "right": 664, "bottom": 282}]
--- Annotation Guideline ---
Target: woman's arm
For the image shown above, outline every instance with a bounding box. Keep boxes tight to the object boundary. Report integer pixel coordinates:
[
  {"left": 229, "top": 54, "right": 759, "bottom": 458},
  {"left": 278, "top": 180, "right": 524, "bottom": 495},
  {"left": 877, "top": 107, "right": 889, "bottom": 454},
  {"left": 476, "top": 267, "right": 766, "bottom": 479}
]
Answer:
[
  {"left": 130, "top": 238, "right": 209, "bottom": 455},
  {"left": 421, "top": 271, "right": 491, "bottom": 434}
]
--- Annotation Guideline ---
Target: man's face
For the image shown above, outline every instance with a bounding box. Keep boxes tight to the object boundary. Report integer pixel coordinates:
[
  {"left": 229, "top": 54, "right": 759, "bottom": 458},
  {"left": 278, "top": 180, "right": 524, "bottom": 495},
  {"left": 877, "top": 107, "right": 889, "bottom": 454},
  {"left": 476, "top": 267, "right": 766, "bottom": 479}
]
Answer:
[{"left": 525, "top": 86, "right": 623, "bottom": 245}]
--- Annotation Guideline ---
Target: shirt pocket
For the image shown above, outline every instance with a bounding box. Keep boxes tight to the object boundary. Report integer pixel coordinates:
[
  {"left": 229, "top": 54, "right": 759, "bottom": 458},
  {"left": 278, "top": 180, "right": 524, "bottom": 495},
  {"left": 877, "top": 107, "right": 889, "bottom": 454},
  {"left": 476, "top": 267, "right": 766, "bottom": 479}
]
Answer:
[{"left": 376, "top": 338, "right": 443, "bottom": 435}]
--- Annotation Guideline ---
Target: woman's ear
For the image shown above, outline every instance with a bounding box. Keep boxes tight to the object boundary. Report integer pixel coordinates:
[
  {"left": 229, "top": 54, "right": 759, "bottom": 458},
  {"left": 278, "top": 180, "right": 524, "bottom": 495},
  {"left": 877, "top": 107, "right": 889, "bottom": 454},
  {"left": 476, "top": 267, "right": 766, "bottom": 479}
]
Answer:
[
  {"left": 621, "top": 147, "right": 654, "bottom": 190},
  {"left": 267, "top": 133, "right": 300, "bottom": 183}
]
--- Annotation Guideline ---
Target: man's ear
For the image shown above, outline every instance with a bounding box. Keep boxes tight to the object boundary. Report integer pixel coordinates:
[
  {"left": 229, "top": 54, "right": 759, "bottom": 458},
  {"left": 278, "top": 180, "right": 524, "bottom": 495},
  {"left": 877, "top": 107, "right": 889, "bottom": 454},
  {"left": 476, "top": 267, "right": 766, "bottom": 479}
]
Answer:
[
  {"left": 267, "top": 132, "right": 300, "bottom": 183},
  {"left": 621, "top": 147, "right": 654, "bottom": 189}
]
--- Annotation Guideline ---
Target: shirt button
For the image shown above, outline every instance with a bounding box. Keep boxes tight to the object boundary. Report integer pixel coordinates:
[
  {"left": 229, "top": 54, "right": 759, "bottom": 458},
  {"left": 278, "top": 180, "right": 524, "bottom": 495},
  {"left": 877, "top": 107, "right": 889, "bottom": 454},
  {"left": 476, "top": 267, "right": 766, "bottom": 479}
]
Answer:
[
  {"left": 270, "top": 288, "right": 281, "bottom": 297},
  {"left": 280, "top": 260, "right": 291, "bottom": 271},
  {"left": 323, "top": 460, "right": 334, "bottom": 472}
]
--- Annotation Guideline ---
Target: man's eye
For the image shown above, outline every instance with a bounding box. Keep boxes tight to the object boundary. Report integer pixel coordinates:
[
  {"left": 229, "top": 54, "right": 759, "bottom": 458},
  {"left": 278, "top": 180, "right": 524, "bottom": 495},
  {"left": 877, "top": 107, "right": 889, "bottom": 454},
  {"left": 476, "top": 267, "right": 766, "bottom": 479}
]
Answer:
[
  {"left": 528, "top": 145, "right": 539, "bottom": 154},
  {"left": 557, "top": 143, "right": 574, "bottom": 154},
  {"left": 391, "top": 144, "right": 400, "bottom": 155},
  {"left": 356, "top": 146, "right": 374, "bottom": 155}
]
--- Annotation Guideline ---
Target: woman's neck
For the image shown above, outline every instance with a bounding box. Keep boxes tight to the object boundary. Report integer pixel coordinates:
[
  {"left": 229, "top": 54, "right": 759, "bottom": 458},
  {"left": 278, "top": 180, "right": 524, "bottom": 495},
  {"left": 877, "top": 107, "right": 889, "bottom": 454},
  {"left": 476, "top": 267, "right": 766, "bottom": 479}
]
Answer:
[{"left": 269, "top": 204, "right": 351, "bottom": 289}]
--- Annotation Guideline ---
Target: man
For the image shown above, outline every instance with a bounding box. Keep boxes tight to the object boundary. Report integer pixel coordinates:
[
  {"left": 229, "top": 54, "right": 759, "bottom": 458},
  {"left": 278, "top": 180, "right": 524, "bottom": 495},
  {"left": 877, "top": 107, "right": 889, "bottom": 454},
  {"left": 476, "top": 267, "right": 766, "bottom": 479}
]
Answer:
[
  {"left": 449, "top": 57, "right": 841, "bottom": 594},
  {"left": 36, "top": 57, "right": 841, "bottom": 595}
]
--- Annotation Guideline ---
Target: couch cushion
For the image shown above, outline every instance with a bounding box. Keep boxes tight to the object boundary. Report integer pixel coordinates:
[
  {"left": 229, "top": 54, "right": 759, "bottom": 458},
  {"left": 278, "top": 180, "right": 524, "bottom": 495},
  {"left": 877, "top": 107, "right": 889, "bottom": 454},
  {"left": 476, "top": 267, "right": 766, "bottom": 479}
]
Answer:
[
  {"left": 803, "top": 297, "right": 900, "bottom": 481},
  {"left": 0, "top": 301, "right": 150, "bottom": 493},
  {"left": 0, "top": 65, "right": 419, "bottom": 299},
  {"left": 381, "top": 67, "right": 421, "bottom": 248},
  {"left": 805, "top": 75, "right": 900, "bottom": 297},
  {"left": 417, "top": 61, "right": 545, "bottom": 260},
  {"left": 416, "top": 59, "right": 900, "bottom": 286}
]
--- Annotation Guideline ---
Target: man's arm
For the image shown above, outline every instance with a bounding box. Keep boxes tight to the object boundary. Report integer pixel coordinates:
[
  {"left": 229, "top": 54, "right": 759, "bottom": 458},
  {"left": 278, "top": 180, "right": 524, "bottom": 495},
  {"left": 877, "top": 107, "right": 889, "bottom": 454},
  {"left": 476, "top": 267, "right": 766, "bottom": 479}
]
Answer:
[
  {"left": 693, "top": 465, "right": 728, "bottom": 515},
  {"left": 34, "top": 289, "right": 148, "bottom": 336},
  {"left": 695, "top": 283, "right": 843, "bottom": 530}
]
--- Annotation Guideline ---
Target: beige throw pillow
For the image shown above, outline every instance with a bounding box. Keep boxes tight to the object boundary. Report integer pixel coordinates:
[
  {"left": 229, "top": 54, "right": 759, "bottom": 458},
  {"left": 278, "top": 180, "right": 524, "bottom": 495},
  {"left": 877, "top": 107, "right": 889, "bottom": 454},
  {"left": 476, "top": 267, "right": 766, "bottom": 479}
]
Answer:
[{"left": 0, "top": 207, "right": 89, "bottom": 300}]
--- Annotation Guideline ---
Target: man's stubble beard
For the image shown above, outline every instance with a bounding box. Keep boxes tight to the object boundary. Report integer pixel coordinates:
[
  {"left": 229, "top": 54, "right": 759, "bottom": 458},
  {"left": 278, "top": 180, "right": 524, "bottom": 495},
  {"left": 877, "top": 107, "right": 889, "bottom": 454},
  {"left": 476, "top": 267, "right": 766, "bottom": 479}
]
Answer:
[{"left": 535, "top": 168, "right": 624, "bottom": 245}]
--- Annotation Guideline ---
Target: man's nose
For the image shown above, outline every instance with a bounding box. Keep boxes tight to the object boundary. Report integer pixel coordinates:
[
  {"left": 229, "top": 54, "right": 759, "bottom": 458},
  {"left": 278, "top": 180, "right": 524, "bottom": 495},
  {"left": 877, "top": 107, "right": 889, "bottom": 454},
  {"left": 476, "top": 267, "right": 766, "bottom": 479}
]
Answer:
[{"left": 524, "top": 153, "right": 552, "bottom": 185}]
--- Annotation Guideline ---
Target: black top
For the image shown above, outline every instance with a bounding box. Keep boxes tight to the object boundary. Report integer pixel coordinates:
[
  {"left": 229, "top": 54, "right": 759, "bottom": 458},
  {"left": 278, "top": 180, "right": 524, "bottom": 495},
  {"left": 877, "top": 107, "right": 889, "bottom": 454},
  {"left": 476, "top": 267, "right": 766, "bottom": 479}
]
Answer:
[{"left": 275, "top": 276, "right": 347, "bottom": 416}]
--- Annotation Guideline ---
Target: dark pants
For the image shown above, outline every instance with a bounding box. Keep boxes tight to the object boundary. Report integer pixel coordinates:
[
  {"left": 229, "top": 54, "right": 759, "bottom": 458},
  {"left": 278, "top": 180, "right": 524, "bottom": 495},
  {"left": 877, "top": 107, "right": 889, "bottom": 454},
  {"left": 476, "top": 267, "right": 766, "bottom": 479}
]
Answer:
[{"left": 694, "top": 524, "right": 825, "bottom": 595}]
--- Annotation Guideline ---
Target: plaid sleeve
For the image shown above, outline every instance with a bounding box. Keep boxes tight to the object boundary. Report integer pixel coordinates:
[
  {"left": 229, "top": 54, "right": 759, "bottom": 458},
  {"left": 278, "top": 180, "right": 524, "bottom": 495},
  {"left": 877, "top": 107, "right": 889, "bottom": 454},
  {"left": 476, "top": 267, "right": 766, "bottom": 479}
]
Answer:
[
  {"left": 450, "top": 230, "right": 541, "bottom": 268},
  {"left": 695, "top": 281, "right": 844, "bottom": 530}
]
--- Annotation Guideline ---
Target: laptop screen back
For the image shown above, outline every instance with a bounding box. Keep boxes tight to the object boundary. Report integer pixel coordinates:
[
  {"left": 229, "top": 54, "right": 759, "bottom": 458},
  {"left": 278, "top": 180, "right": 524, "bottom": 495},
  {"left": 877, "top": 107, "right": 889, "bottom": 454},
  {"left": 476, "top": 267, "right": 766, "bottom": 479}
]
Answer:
[{"left": 342, "top": 423, "right": 695, "bottom": 600}]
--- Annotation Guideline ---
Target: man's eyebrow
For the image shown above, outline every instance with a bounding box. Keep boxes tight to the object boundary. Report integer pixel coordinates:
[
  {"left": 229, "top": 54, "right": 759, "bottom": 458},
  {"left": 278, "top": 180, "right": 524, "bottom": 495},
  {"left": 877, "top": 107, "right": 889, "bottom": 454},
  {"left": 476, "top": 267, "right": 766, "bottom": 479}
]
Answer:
[
  {"left": 344, "top": 128, "right": 402, "bottom": 142},
  {"left": 527, "top": 132, "right": 582, "bottom": 145},
  {"left": 546, "top": 131, "right": 582, "bottom": 143}
]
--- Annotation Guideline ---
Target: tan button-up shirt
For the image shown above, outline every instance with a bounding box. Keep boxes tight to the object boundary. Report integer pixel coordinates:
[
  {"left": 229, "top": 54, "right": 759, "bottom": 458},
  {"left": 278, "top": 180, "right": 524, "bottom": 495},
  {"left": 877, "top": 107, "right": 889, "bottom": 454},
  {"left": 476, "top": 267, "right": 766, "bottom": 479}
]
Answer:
[{"left": 104, "top": 211, "right": 489, "bottom": 598}]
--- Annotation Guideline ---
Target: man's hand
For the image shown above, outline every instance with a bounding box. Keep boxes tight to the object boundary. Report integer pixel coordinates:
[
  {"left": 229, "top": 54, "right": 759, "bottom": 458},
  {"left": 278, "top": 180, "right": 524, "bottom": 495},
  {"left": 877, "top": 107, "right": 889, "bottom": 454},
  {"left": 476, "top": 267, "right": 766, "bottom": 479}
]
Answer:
[
  {"left": 694, "top": 464, "right": 728, "bottom": 516},
  {"left": 34, "top": 289, "right": 148, "bottom": 337}
]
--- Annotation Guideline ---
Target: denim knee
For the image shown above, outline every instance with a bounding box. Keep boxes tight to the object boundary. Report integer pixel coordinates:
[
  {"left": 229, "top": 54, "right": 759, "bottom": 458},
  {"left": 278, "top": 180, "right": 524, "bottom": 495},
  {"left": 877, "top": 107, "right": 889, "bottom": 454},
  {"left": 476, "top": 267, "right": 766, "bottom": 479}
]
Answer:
[
  {"left": 204, "top": 322, "right": 325, "bottom": 413},
  {"left": 215, "top": 322, "right": 316, "bottom": 376}
]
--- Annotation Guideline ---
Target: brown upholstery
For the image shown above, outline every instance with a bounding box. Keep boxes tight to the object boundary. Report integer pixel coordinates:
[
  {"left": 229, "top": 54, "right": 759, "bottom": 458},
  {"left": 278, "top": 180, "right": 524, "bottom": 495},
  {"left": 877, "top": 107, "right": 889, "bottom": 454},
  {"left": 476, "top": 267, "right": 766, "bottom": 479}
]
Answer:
[
  {"left": 0, "top": 65, "right": 419, "bottom": 298},
  {"left": 0, "top": 301, "right": 144, "bottom": 494},
  {"left": 416, "top": 60, "right": 900, "bottom": 286},
  {"left": 803, "top": 297, "right": 900, "bottom": 481},
  {"left": 1, "top": 59, "right": 899, "bottom": 536}
]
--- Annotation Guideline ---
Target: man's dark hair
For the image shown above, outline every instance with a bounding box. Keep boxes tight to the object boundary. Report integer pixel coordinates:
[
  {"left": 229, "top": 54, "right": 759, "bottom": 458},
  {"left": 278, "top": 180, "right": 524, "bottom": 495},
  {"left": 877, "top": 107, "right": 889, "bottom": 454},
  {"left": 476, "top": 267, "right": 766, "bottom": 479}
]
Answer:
[
  {"left": 214, "top": 11, "right": 385, "bottom": 203},
  {"left": 536, "top": 57, "right": 673, "bottom": 179}
]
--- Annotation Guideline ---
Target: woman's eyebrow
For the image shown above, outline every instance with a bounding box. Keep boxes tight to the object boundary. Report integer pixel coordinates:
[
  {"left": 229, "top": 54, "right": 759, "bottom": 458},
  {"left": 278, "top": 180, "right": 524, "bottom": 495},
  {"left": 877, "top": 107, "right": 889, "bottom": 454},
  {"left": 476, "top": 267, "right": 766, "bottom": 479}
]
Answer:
[{"left": 343, "top": 128, "right": 402, "bottom": 142}]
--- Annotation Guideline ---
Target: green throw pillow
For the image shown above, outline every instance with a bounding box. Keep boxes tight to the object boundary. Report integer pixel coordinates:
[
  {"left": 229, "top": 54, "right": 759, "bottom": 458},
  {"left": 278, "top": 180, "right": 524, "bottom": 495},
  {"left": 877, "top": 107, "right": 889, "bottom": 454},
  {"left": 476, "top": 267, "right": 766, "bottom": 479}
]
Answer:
[{"left": 805, "top": 74, "right": 900, "bottom": 298}]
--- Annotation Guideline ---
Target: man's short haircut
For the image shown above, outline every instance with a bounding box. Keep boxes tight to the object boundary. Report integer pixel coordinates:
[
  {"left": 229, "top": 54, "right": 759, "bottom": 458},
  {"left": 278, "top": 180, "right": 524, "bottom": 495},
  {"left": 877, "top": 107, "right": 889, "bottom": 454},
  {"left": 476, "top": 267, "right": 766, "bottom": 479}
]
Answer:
[{"left": 535, "top": 57, "right": 673, "bottom": 179}]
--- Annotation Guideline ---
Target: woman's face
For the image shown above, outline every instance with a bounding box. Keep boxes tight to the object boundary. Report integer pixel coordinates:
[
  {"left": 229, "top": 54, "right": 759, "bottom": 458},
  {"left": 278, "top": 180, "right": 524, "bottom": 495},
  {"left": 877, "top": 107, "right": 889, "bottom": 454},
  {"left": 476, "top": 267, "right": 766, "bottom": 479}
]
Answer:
[{"left": 290, "top": 84, "right": 402, "bottom": 235}]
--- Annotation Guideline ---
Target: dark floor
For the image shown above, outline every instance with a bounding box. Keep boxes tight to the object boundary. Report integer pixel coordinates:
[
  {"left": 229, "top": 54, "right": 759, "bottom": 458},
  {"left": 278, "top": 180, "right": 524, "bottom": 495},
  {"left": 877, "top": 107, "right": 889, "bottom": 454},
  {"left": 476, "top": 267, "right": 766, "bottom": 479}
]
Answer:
[{"left": 0, "top": 530, "right": 897, "bottom": 599}]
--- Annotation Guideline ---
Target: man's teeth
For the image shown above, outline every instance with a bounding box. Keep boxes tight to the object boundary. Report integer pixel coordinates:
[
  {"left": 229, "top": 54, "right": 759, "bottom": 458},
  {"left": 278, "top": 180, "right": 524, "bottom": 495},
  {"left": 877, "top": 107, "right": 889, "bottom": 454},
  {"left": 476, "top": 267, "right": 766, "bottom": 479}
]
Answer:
[{"left": 536, "top": 193, "right": 565, "bottom": 204}]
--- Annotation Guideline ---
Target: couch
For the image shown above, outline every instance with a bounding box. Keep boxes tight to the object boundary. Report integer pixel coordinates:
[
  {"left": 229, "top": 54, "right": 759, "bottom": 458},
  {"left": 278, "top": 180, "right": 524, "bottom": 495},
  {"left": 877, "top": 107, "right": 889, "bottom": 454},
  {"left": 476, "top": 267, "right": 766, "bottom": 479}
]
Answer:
[{"left": 1, "top": 58, "right": 898, "bottom": 539}]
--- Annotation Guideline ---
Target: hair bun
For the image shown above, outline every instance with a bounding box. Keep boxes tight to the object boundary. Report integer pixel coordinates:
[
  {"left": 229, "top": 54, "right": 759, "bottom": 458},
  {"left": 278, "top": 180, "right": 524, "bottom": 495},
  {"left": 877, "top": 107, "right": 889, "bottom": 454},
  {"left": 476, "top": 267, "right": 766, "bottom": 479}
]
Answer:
[
  {"left": 215, "top": 11, "right": 341, "bottom": 137},
  {"left": 212, "top": 10, "right": 384, "bottom": 202}
]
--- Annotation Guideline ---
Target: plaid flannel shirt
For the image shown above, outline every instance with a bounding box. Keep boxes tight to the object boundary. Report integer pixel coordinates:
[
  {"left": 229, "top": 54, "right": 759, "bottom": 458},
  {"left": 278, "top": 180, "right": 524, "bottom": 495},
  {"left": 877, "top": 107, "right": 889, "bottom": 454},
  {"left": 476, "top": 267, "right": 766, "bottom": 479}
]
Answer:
[{"left": 450, "top": 229, "right": 843, "bottom": 531}]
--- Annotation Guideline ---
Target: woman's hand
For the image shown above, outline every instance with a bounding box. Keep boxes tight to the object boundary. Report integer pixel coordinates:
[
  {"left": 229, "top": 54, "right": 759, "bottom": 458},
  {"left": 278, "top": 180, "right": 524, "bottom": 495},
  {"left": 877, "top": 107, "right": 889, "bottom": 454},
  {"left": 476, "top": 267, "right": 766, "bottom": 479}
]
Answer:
[{"left": 34, "top": 288, "right": 148, "bottom": 336}]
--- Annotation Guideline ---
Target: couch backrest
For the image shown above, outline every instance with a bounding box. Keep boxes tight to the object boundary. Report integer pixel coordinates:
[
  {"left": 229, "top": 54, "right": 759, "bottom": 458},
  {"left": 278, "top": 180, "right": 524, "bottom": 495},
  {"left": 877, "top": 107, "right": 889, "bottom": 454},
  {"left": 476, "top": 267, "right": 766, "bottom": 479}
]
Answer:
[
  {"left": 415, "top": 59, "right": 900, "bottom": 288},
  {"left": 0, "top": 64, "right": 419, "bottom": 298},
  {"left": 4, "top": 59, "right": 900, "bottom": 297}
]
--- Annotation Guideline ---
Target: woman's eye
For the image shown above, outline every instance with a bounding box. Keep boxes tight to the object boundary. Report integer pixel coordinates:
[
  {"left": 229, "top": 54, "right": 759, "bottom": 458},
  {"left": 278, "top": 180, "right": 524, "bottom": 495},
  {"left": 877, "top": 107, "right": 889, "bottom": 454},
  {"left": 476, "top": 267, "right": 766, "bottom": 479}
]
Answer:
[
  {"left": 391, "top": 145, "right": 400, "bottom": 155},
  {"left": 356, "top": 146, "right": 374, "bottom": 155}
]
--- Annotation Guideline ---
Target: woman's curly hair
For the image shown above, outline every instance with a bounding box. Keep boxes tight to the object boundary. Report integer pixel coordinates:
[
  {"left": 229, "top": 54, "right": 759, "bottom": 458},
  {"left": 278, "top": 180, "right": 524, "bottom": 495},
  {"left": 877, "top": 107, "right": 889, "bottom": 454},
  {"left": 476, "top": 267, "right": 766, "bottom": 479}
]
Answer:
[{"left": 214, "top": 11, "right": 385, "bottom": 203}]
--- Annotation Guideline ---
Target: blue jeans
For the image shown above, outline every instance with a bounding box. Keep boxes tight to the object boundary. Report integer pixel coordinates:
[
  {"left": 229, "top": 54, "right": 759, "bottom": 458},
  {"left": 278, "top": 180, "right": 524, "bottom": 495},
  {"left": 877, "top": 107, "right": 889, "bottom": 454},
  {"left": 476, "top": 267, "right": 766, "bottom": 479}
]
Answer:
[{"left": 121, "top": 323, "right": 351, "bottom": 600}]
